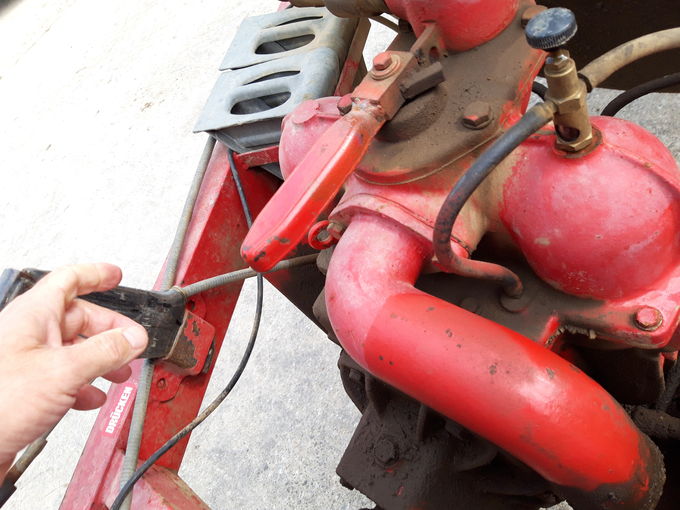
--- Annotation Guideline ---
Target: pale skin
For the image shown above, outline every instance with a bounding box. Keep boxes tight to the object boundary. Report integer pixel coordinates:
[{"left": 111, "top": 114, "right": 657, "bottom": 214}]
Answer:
[{"left": 0, "top": 263, "right": 148, "bottom": 481}]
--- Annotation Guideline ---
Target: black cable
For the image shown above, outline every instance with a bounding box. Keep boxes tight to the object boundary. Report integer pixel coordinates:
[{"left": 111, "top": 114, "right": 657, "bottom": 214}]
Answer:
[
  {"left": 531, "top": 81, "right": 547, "bottom": 100},
  {"left": 657, "top": 357, "right": 680, "bottom": 413},
  {"left": 111, "top": 148, "right": 263, "bottom": 510},
  {"left": 432, "top": 102, "right": 555, "bottom": 296},
  {"left": 601, "top": 72, "right": 680, "bottom": 117}
]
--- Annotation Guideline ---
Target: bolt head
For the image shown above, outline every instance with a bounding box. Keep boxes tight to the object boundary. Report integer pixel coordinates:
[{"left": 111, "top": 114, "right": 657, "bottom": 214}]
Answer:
[
  {"left": 337, "top": 94, "right": 353, "bottom": 115},
  {"left": 373, "top": 52, "right": 393, "bottom": 71},
  {"left": 462, "top": 101, "right": 493, "bottom": 129},
  {"left": 634, "top": 306, "right": 663, "bottom": 331},
  {"left": 373, "top": 437, "right": 399, "bottom": 466}
]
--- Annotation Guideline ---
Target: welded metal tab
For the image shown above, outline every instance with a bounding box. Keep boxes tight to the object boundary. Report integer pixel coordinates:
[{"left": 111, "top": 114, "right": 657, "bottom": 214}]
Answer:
[
  {"left": 194, "top": 48, "right": 339, "bottom": 153},
  {"left": 219, "top": 7, "right": 356, "bottom": 70}
]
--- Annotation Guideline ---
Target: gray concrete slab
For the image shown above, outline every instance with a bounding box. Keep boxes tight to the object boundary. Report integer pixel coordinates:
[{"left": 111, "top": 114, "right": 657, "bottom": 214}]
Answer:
[{"left": 0, "top": 1, "right": 677, "bottom": 509}]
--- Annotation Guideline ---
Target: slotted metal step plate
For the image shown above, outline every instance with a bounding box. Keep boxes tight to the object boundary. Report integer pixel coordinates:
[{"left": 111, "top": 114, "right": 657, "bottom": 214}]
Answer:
[
  {"left": 220, "top": 7, "right": 357, "bottom": 71},
  {"left": 194, "top": 7, "right": 357, "bottom": 176}
]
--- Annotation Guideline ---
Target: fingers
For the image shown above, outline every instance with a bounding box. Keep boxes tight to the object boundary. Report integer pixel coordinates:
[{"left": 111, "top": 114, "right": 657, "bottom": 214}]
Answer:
[
  {"left": 31, "top": 263, "right": 123, "bottom": 318},
  {"left": 72, "top": 385, "right": 107, "bottom": 411},
  {"left": 62, "top": 326, "right": 148, "bottom": 388},
  {"left": 102, "top": 365, "right": 132, "bottom": 384},
  {"left": 62, "top": 298, "right": 142, "bottom": 342}
]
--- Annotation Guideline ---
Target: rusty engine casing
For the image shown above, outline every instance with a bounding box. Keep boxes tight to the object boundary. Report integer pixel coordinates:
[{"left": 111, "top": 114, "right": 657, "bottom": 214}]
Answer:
[{"left": 238, "top": 1, "right": 680, "bottom": 509}]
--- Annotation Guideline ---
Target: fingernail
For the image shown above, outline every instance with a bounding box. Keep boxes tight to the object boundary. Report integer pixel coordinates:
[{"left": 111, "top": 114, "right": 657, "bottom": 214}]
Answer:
[{"left": 123, "top": 326, "right": 148, "bottom": 350}]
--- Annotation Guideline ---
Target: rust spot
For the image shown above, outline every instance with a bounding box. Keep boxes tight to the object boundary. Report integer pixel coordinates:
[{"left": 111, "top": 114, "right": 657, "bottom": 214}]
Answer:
[
  {"left": 546, "top": 368, "right": 555, "bottom": 379},
  {"left": 426, "top": 306, "right": 435, "bottom": 312},
  {"left": 456, "top": 344, "right": 462, "bottom": 348},
  {"left": 192, "top": 320, "right": 200, "bottom": 337},
  {"left": 389, "top": 312, "right": 398, "bottom": 319},
  {"left": 389, "top": 361, "right": 394, "bottom": 366},
  {"left": 445, "top": 328, "right": 453, "bottom": 338},
  {"left": 253, "top": 250, "right": 266, "bottom": 262},
  {"left": 489, "top": 364, "right": 497, "bottom": 375},
  {"left": 379, "top": 355, "right": 384, "bottom": 361}
]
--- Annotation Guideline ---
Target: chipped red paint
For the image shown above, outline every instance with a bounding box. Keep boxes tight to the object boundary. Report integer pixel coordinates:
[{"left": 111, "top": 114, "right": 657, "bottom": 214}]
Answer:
[
  {"left": 325, "top": 214, "right": 662, "bottom": 506},
  {"left": 61, "top": 142, "right": 280, "bottom": 509},
  {"left": 241, "top": 105, "right": 385, "bottom": 271}
]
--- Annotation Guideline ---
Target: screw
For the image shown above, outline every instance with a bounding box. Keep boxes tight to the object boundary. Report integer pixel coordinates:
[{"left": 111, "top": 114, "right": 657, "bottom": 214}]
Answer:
[
  {"left": 337, "top": 94, "right": 353, "bottom": 115},
  {"left": 373, "top": 437, "right": 399, "bottom": 466},
  {"left": 462, "top": 101, "right": 493, "bottom": 130},
  {"left": 373, "top": 52, "right": 393, "bottom": 71},
  {"left": 521, "top": 5, "right": 547, "bottom": 27},
  {"left": 634, "top": 307, "right": 664, "bottom": 331}
]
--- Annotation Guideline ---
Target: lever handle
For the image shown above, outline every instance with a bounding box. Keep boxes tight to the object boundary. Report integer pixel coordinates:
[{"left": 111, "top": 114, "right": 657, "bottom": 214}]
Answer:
[{"left": 241, "top": 106, "right": 385, "bottom": 272}]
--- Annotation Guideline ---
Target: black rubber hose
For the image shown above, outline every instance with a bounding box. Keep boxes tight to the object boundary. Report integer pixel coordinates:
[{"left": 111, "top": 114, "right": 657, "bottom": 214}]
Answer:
[
  {"left": 433, "top": 102, "right": 555, "bottom": 296},
  {"left": 601, "top": 72, "right": 680, "bottom": 117},
  {"left": 111, "top": 148, "right": 263, "bottom": 510},
  {"left": 531, "top": 81, "right": 548, "bottom": 100}
]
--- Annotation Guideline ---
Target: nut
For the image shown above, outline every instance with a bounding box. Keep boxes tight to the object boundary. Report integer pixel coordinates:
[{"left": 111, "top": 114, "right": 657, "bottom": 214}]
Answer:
[
  {"left": 634, "top": 307, "right": 664, "bottom": 331},
  {"left": 373, "top": 52, "right": 393, "bottom": 71},
  {"left": 462, "top": 101, "right": 493, "bottom": 130},
  {"left": 373, "top": 437, "right": 399, "bottom": 466},
  {"left": 369, "top": 52, "right": 400, "bottom": 80}
]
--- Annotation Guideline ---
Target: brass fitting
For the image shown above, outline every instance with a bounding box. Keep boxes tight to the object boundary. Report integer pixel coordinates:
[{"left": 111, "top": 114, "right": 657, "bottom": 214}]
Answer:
[{"left": 544, "top": 49, "right": 593, "bottom": 152}]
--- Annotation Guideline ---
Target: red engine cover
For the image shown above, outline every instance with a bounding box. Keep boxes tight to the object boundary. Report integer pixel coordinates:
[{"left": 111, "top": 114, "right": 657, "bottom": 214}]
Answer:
[{"left": 501, "top": 116, "right": 680, "bottom": 300}]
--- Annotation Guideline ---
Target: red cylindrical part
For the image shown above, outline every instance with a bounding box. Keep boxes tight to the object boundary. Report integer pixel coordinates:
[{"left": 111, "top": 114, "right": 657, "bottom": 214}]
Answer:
[
  {"left": 385, "top": 0, "right": 519, "bottom": 51},
  {"left": 325, "top": 214, "right": 663, "bottom": 508}
]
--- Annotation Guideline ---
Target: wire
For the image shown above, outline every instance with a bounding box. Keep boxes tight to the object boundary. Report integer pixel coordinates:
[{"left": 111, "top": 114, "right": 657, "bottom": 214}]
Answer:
[
  {"left": 656, "top": 356, "right": 680, "bottom": 413},
  {"left": 173, "top": 253, "right": 318, "bottom": 298},
  {"left": 531, "top": 81, "right": 547, "bottom": 100},
  {"left": 601, "top": 72, "right": 680, "bottom": 117},
  {"left": 111, "top": 148, "right": 263, "bottom": 510},
  {"left": 432, "top": 102, "right": 556, "bottom": 297},
  {"left": 370, "top": 15, "right": 399, "bottom": 33},
  {"left": 118, "top": 135, "right": 216, "bottom": 510}
]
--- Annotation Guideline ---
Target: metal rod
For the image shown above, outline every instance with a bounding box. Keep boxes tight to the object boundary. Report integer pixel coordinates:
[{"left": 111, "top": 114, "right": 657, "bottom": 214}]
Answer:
[{"left": 119, "top": 135, "right": 215, "bottom": 510}]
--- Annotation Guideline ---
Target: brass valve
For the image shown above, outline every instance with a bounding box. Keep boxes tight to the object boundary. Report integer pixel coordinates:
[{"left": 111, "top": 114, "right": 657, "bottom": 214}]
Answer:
[{"left": 525, "top": 7, "right": 593, "bottom": 152}]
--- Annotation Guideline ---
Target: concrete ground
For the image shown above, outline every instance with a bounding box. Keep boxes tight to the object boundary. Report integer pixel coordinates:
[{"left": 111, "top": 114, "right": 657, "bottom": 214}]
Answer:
[{"left": 0, "top": 1, "right": 677, "bottom": 509}]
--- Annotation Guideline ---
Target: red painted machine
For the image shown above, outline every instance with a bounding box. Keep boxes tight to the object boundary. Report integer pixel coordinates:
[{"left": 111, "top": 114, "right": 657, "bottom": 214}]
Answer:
[{"left": 45, "top": 1, "right": 680, "bottom": 509}]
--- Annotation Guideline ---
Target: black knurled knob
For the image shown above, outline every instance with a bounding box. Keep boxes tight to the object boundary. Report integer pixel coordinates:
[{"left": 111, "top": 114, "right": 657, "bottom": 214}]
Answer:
[{"left": 525, "top": 7, "right": 577, "bottom": 50}]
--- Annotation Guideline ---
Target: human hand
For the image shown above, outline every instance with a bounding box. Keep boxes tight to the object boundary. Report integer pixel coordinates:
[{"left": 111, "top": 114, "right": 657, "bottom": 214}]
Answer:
[{"left": 0, "top": 263, "right": 148, "bottom": 478}]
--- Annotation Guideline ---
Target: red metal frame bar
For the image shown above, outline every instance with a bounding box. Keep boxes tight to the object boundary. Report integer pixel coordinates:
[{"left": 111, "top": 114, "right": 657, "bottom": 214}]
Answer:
[{"left": 61, "top": 143, "right": 280, "bottom": 509}]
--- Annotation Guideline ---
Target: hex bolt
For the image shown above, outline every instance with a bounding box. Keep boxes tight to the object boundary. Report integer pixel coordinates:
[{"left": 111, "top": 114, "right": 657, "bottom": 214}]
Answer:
[
  {"left": 521, "top": 5, "right": 547, "bottom": 27},
  {"left": 337, "top": 94, "right": 353, "bottom": 115},
  {"left": 373, "top": 437, "right": 399, "bottom": 466},
  {"left": 634, "top": 306, "right": 664, "bottom": 331},
  {"left": 462, "top": 101, "right": 493, "bottom": 130},
  {"left": 373, "top": 52, "right": 393, "bottom": 71}
]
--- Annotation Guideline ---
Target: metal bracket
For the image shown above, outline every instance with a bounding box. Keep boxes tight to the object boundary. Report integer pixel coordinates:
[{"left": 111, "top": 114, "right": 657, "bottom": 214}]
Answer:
[{"left": 194, "top": 7, "right": 358, "bottom": 177}]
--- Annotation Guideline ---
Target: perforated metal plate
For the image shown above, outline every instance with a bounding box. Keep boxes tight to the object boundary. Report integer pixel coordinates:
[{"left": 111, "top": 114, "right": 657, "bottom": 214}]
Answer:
[
  {"left": 194, "top": 7, "right": 357, "bottom": 175},
  {"left": 194, "top": 47, "right": 339, "bottom": 152},
  {"left": 220, "top": 7, "right": 356, "bottom": 70}
]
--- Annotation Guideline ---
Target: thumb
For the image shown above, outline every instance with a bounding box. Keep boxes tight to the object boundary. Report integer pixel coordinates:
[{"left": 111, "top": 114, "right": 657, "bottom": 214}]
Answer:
[{"left": 64, "top": 326, "right": 148, "bottom": 385}]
